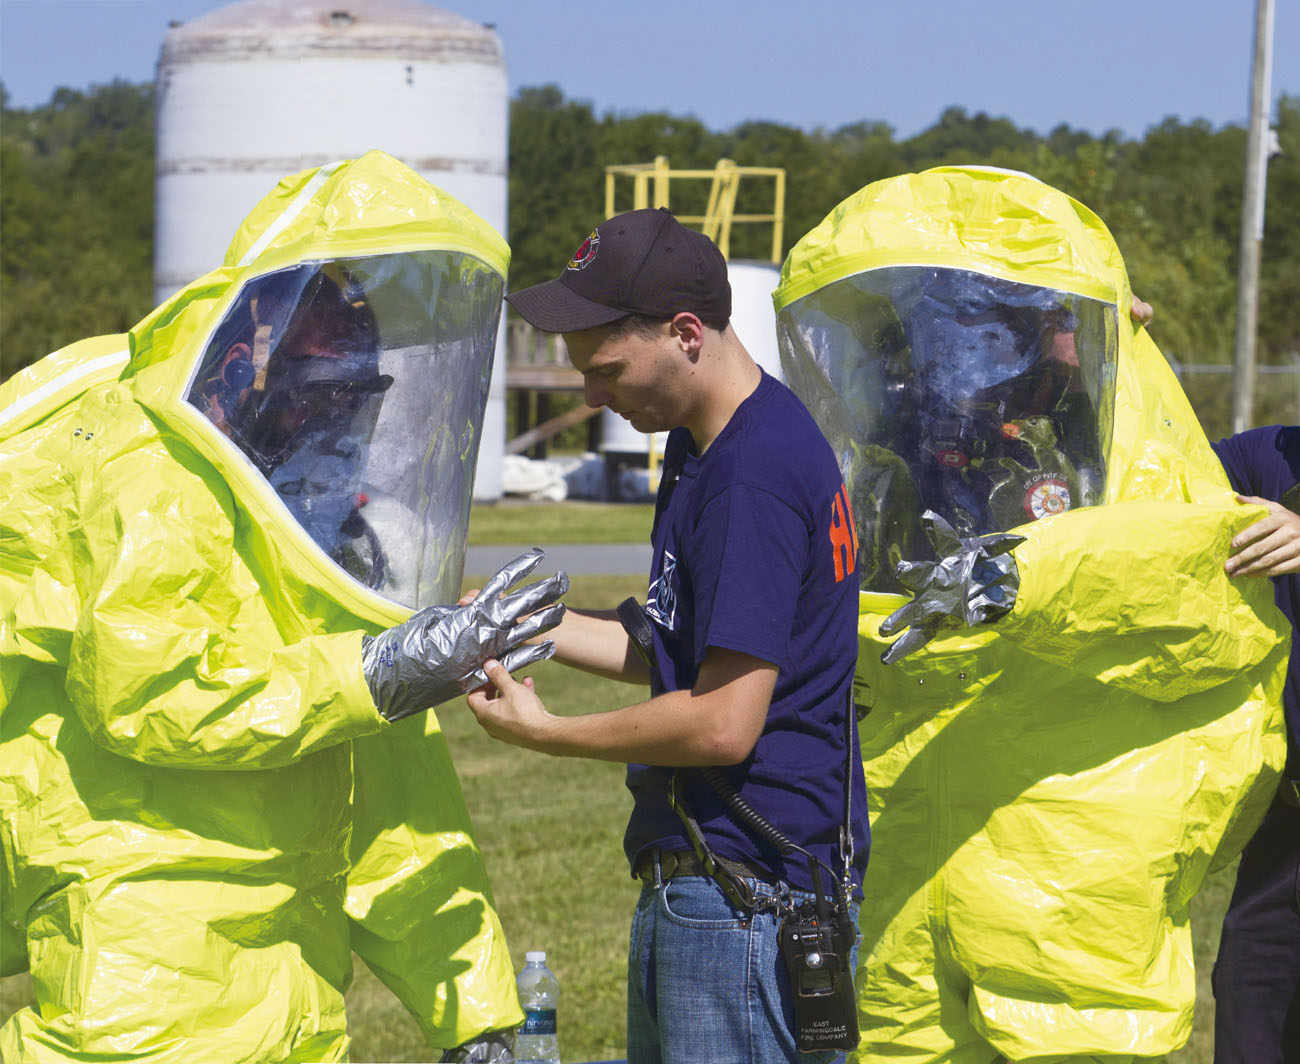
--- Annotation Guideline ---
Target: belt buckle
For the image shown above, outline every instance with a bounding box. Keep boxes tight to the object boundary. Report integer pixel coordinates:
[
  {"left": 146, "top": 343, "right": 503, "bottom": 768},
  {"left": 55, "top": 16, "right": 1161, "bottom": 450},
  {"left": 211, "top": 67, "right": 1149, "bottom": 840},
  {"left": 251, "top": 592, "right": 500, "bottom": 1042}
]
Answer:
[
  {"left": 634, "top": 848, "right": 679, "bottom": 883},
  {"left": 660, "top": 849, "right": 688, "bottom": 880}
]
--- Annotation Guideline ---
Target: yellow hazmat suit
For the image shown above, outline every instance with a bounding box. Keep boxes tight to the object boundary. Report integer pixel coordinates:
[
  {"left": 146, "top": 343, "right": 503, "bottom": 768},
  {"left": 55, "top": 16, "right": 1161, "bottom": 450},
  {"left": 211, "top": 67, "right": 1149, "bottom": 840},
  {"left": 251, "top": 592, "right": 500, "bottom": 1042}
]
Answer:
[
  {"left": 773, "top": 166, "right": 1288, "bottom": 1062},
  {"left": 0, "top": 151, "right": 522, "bottom": 1061}
]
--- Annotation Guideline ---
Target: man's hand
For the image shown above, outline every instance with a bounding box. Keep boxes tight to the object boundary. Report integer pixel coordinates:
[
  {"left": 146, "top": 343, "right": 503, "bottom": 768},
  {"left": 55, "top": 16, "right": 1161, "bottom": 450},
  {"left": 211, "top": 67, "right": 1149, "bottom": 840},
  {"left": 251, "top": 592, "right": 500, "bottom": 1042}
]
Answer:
[
  {"left": 464, "top": 648, "right": 773, "bottom": 766},
  {"left": 1225, "top": 495, "right": 1300, "bottom": 577},
  {"left": 465, "top": 658, "right": 554, "bottom": 750},
  {"left": 1130, "top": 294, "right": 1154, "bottom": 326}
]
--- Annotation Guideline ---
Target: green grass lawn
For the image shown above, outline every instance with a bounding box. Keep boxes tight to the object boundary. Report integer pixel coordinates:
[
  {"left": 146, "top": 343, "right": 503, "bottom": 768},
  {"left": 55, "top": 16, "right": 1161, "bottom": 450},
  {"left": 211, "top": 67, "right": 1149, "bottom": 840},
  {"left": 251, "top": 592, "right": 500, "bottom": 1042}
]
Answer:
[
  {"left": 0, "top": 502, "right": 1243, "bottom": 1061},
  {"left": 466, "top": 500, "right": 654, "bottom": 546}
]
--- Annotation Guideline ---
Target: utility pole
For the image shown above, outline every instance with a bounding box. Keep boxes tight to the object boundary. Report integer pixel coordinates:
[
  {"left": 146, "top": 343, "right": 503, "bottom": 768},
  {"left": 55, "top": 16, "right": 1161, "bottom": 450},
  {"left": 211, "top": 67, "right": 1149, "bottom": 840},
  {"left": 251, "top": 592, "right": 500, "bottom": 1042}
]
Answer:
[{"left": 1231, "top": 0, "right": 1275, "bottom": 433}]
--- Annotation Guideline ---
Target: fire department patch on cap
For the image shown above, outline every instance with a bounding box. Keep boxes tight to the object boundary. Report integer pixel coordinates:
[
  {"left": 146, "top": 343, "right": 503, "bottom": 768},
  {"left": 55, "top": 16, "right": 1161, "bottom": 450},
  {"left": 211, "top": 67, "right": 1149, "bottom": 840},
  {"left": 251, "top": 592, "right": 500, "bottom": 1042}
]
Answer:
[
  {"left": 1024, "top": 474, "right": 1071, "bottom": 520},
  {"left": 567, "top": 229, "right": 600, "bottom": 271}
]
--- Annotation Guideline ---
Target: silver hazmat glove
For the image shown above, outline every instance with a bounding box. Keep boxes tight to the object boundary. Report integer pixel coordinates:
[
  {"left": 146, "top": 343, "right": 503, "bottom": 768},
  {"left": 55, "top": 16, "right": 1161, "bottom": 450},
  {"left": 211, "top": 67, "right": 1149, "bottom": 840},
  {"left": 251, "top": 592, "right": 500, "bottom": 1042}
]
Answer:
[
  {"left": 362, "top": 548, "right": 568, "bottom": 721},
  {"left": 440, "top": 1029, "right": 514, "bottom": 1063},
  {"left": 879, "top": 510, "right": 1025, "bottom": 664}
]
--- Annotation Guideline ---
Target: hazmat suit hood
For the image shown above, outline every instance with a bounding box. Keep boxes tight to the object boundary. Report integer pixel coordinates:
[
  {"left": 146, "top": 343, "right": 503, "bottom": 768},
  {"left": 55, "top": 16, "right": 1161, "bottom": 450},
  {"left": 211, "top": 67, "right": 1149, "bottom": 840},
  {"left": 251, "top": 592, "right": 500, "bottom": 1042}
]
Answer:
[
  {"left": 773, "top": 166, "right": 1288, "bottom": 1060},
  {"left": 0, "top": 151, "right": 521, "bottom": 1061},
  {"left": 122, "top": 152, "right": 508, "bottom": 621},
  {"left": 778, "top": 262, "right": 1116, "bottom": 589}
]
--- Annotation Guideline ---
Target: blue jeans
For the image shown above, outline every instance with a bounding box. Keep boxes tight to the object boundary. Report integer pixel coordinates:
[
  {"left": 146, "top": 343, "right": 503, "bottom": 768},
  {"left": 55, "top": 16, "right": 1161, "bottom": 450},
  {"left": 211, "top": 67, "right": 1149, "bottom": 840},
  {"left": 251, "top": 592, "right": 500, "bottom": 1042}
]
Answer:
[{"left": 626, "top": 865, "right": 861, "bottom": 1064}]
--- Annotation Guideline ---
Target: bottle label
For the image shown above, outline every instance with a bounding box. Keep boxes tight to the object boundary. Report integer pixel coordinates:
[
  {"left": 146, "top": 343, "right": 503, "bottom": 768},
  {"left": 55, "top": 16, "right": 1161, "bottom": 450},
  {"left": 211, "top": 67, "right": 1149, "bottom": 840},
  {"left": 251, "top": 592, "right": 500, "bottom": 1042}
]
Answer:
[{"left": 522, "top": 1007, "right": 556, "bottom": 1035}]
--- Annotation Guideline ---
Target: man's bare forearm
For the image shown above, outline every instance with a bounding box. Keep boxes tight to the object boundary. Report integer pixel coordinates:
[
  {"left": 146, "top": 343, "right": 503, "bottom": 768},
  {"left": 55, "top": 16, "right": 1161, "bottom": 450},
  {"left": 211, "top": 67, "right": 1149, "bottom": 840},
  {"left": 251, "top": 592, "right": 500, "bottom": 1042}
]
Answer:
[
  {"left": 549, "top": 607, "right": 651, "bottom": 683},
  {"left": 466, "top": 649, "right": 776, "bottom": 766}
]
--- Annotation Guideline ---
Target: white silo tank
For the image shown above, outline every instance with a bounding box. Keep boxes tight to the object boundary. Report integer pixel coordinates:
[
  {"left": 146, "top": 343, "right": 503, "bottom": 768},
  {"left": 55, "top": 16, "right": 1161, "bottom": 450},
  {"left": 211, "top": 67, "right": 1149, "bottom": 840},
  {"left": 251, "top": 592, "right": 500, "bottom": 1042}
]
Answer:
[
  {"left": 599, "top": 258, "right": 783, "bottom": 459},
  {"left": 154, "top": 0, "right": 509, "bottom": 499}
]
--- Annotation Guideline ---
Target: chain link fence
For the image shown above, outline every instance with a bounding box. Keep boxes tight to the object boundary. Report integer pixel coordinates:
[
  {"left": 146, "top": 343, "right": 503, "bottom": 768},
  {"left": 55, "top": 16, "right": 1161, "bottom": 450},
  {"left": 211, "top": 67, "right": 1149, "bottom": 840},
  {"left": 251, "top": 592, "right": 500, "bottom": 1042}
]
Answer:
[{"left": 1164, "top": 355, "right": 1300, "bottom": 441}]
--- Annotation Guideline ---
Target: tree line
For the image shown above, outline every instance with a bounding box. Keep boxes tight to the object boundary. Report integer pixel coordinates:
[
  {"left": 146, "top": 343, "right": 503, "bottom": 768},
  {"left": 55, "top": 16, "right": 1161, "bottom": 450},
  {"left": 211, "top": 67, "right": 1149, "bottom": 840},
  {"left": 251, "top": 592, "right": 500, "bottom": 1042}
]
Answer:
[{"left": 3, "top": 79, "right": 1297, "bottom": 433}]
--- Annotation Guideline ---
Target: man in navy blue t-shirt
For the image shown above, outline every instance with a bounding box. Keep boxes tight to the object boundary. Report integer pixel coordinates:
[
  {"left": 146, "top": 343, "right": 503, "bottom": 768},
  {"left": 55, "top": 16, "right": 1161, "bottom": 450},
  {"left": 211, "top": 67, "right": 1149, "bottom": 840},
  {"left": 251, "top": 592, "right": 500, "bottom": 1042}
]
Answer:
[
  {"left": 1211, "top": 425, "right": 1300, "bottom": 1064},
  {"left": 466, "top": 208, "right": 868, "bottom": 1062}
]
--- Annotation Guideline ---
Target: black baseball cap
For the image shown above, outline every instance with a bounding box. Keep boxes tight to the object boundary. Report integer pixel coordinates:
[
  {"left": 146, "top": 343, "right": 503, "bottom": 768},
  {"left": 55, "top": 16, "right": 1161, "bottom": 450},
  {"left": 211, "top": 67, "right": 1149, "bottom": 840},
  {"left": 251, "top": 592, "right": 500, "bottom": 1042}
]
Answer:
[{"left": 506, "top": 207, "right": 732, "bottom": 333}]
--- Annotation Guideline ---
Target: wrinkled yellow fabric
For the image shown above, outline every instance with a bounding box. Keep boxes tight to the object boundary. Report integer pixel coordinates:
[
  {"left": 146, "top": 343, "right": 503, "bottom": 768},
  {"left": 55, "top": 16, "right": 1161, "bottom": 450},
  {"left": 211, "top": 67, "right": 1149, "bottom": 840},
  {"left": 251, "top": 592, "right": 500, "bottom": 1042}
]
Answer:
[
  {"left": 0, "top": 150, "right": 521, "bottom": 1062},
  {"left": 775, "top": 167, "right": 1288, "bottom": 1062}
]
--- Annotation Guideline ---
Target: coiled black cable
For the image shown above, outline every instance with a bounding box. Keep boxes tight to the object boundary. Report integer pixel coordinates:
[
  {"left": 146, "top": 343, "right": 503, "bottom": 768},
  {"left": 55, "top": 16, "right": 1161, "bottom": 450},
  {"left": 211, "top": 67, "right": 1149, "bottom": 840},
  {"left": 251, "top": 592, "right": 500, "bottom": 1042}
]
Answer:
[{"left": 698, "top": 766, "right": 800, "bottom": 858}]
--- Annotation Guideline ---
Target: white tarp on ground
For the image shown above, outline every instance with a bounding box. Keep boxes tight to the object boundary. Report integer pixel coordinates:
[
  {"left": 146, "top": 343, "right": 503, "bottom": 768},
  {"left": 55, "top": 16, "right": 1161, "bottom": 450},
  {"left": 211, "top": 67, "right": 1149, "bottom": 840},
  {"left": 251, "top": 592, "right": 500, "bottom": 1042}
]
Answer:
[
  {"left": 501, "top": 452, "right": 603, "bottom": 501},
  {"left": 502, "top": 453, "right": 658, "bottom": 502}
]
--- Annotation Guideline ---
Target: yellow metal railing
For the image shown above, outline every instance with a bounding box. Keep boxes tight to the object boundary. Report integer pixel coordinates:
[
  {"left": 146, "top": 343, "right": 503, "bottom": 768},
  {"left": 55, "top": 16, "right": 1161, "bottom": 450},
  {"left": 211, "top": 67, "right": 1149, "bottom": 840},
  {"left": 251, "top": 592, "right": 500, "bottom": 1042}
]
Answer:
[
  {"left": 603, "top": 156, "right": 785, "bottom": 264},
  {"left": 603, "top": 157, "right": 787, "bottom": 488}
]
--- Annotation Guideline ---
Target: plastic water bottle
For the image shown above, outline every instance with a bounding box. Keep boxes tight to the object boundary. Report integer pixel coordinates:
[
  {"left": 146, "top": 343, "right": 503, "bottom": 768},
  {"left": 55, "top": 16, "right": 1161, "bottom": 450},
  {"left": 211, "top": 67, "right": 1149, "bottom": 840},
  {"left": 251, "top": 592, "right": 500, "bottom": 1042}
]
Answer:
[{"left": 514, "top": 950, "right": 560, "bottom": 1064}]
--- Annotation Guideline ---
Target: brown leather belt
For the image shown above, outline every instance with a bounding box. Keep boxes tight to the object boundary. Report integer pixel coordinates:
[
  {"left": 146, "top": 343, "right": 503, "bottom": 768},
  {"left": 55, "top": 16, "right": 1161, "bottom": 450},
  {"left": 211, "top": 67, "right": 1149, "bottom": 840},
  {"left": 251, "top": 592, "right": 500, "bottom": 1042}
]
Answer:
[{"left": 632, "top": 848, "right": 772, "bottom": 885}]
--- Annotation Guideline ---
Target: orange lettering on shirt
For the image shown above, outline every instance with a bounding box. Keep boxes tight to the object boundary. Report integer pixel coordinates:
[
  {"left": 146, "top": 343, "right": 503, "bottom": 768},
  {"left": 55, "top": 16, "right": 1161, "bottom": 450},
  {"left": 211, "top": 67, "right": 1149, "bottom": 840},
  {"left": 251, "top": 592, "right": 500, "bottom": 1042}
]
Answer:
[
  {"left": 842, "top": 485, "right": 860, "bottom": 558},
  {"left": 830, "top": 486, "right": 856, "bottom": 583}
]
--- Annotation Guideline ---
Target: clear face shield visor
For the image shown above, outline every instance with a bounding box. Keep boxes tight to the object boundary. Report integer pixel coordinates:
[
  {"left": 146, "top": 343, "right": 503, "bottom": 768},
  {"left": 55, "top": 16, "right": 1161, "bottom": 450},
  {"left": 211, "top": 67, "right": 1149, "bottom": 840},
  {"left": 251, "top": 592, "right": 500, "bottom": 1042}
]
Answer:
[
  {"left": 777, "top": 266, "right": 1118, "bottom": 593},
  {"left": 186, "top": 252, "right": 505, "bottom": 608}
]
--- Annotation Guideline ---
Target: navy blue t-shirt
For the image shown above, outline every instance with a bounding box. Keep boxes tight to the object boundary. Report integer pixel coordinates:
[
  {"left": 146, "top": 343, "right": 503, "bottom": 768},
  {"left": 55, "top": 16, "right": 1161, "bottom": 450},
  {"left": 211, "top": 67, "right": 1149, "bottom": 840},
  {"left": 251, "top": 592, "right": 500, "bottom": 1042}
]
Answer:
[
  {"left": 1212, "top": 426, "right": 1300, "bottom": 779},
  {"left": 623, "top": 371, "right": 870, "bottom": 895}
]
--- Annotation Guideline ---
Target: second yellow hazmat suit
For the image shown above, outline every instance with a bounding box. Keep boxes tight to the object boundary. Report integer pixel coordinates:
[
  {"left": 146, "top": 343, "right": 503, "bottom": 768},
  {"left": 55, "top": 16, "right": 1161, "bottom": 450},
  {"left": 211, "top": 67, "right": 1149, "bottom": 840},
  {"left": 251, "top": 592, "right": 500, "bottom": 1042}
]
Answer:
[
  {"left": 773, "top": 166, "right": 1288, "bottom": 1062},
  {"left": 0, "top": 151, "right": 523, "bottom": 1061}
]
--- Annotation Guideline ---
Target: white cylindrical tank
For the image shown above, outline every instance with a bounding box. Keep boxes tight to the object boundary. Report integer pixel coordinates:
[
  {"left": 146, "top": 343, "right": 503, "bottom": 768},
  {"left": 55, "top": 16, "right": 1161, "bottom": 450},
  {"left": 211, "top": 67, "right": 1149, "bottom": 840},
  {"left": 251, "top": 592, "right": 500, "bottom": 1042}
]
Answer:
[
  {"left": 728, "top": 259, "right": 783, "bottom": 381},
  {"left": 599, "top": 259, "right": 783, "bottom": 458},
  {"left": 154, "top": 0, "right": 509, "bottom": 499}
]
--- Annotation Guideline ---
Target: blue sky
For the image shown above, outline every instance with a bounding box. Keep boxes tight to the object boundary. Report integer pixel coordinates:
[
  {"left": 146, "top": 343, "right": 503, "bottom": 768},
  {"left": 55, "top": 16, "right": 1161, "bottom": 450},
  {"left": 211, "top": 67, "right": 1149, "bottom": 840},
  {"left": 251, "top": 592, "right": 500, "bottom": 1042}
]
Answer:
[{"left": 1, "top": 0, "right": 1296, "bottom": 141}]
